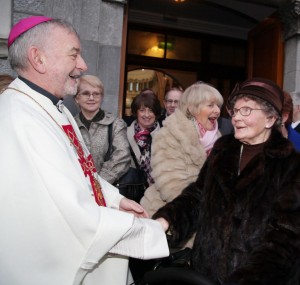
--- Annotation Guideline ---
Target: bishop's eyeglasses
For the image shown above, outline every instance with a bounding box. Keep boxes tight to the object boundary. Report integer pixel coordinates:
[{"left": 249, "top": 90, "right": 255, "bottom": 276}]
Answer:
[{"left": 227, "top": 106, "right": 264, "bottom": 117}]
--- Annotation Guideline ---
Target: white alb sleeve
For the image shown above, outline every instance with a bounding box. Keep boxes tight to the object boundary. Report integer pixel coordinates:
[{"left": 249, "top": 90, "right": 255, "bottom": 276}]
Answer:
[{"left": 109, "top": 217, "right": 169, "bottom": 260}]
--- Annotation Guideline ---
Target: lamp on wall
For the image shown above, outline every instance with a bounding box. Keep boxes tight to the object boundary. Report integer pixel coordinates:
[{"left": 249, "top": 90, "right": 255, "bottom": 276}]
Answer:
[
  {"left": 158, "top": 35, "right": 175, "bottom": 51},
  {"left": 158, "top": 41, "right": 174, "bottom": 51}
]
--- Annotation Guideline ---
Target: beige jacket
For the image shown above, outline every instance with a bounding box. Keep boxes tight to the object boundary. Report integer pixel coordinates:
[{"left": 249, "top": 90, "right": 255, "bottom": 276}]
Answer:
[
  {"left": 141, "top": 109, "right": 213, "bottom": 248},
  {"left": 140, "top": 109, "right": 210, "bottom": 215}
]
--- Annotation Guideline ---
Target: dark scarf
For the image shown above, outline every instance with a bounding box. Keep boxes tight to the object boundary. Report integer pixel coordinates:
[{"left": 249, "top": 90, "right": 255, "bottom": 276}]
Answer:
[
  {"left": 134, "top": 121, "right": 158, "bottom": 184},
  {"left": 239, "top": 142, "right": 265, "bottom": 173},
  {"left": 79, "top": 109, "right": 105, "bottom": 130}
]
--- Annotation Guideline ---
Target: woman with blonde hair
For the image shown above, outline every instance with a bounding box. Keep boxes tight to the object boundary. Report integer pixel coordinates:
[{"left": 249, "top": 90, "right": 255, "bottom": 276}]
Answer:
[{"left": 140, "top": 81, "right": 223, "bottom": 245}]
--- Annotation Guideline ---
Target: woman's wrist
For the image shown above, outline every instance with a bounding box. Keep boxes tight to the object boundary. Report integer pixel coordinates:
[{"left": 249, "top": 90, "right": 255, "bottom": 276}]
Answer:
[{"left": 156, "top": 217, "right": 169, "bottom": 232}]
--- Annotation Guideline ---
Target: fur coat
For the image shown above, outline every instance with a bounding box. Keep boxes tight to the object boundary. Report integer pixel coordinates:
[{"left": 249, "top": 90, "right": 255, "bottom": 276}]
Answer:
[
  {"left": 153, "top": 130, "right": 300, "bottom": 285},
  {"left": 140, "top": 109, "right": 208, "bottom": 218}
]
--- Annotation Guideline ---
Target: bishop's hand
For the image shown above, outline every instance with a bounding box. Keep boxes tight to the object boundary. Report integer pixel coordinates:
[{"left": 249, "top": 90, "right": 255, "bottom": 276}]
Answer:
[{"left": 119, "top": 197, "right": 149, "bottom": 218}]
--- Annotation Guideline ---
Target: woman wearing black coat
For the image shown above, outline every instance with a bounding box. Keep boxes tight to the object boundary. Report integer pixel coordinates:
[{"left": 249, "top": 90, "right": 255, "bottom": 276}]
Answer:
[{"left": 154, "top": 78, "right": 300, "bottom": 285}]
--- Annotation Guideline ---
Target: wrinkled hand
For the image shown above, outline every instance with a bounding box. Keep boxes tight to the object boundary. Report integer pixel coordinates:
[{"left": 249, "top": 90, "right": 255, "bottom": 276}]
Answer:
[{"left": 119, "top": 197, "right": 149, "bottom": 218}]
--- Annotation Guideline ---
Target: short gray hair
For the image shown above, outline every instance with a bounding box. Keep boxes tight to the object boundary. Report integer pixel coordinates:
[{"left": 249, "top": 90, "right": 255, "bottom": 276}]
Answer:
[
  {"left": 9, "top": 19, "right": 78, "bottom": 73},
  {"left": 76, "top": 75, "right": 105, "bottom": 96}
]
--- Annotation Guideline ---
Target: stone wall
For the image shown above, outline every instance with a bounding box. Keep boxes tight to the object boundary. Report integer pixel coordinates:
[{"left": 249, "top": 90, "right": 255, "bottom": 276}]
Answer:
[
  {"left": 280, "top": 0, "right": 300, "bottom": 103},
  {"left": 0, "top": 0, "right": 125, "bottom": 115}
]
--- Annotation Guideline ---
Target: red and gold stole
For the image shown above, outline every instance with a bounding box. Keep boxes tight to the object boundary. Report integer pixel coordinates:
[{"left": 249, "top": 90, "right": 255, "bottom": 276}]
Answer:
[{"left": 62, "top": 124, "right": 106, "bottom": 206}]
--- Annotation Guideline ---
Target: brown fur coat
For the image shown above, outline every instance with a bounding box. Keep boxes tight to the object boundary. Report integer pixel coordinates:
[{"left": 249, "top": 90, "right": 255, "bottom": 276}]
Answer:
[{"left": 153, "top": 130, "right": 300, "bottom": 285}]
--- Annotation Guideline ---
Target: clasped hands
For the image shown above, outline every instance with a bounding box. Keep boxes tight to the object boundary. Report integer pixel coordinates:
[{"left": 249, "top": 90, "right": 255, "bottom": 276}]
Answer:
[{"left": 119, "top": 197, "right": 169, "bottom": 231}]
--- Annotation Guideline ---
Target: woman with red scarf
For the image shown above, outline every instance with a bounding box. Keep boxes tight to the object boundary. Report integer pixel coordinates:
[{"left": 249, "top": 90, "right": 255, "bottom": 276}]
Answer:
[{"left": 127, "top": 88, "right": 161, "bottom": 186}]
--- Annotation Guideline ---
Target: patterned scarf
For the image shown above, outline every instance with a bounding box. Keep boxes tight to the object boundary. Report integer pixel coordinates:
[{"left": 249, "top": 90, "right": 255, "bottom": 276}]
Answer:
[{"left": 134, "top": 121, "right": 157, "bottom": 184}]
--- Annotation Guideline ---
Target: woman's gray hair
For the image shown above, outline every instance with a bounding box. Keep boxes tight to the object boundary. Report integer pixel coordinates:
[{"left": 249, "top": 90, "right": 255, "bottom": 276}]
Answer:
[
  {"left": 179, "top": 82, "right": 223, "bottom": 118},
  {"left": 76, "top": 75, "right": 105, "bottom": 97},
  {"left": 9, "top": 19, "right": 79, "bottom": 73}
]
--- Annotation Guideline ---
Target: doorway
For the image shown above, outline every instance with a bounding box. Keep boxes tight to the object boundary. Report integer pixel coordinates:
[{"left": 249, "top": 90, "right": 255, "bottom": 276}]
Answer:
[{"left": 124, "top": 68, "right": 193, "bottom": 116}]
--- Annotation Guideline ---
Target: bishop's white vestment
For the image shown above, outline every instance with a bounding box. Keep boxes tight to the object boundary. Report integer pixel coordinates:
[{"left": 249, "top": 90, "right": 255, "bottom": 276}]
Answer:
[{"left": 0, "top": 78, "right": 169, "bottom": 285}]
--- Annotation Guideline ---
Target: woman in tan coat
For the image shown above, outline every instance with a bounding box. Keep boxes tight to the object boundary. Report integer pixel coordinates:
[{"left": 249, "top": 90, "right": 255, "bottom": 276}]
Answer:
[{"left": 140, "top": 82, "right": 224, "bottom": 247}]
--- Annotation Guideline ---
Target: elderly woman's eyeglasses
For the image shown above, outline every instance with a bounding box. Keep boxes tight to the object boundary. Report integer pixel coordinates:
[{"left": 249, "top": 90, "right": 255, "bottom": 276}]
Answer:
[
  {"left": 78, "top": 91, "right": 102, "bottom": 98},
  {"left": 228, "top": 106, "right": 264, "bottom": 117}
]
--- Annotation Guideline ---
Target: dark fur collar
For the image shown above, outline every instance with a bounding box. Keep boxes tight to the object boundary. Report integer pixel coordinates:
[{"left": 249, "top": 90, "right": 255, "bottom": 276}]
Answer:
[{"left": 210, "top": 130, "right": 295, "bottom": 200}]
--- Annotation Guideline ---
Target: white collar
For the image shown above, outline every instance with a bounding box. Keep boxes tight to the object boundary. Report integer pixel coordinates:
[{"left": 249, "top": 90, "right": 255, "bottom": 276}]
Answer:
[{"left": 291, "top": 120, "right": 300, "bottom": 128}]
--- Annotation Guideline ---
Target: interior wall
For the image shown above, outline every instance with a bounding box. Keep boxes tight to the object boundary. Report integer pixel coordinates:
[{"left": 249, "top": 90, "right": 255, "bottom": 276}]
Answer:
[
  {"left": 126, "top": 65, "right": 197, "bottom": 115},
  {"left": 161, "top": 68, "right": 198, "bottom": 90}
]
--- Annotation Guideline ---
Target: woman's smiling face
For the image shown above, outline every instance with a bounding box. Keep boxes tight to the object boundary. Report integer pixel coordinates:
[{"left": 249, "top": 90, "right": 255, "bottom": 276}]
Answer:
[
  {"left": 76, "top": 81, "right": 103, "bottom": 115},
  {"left": 194, "top": 100, "right": 221, "bottom": 130},
  {"left": 232, "top": 97, "right": 276, "bottom": 145},
  {"left": 137, "top": 105, "right": 156, "bottom": 130}
]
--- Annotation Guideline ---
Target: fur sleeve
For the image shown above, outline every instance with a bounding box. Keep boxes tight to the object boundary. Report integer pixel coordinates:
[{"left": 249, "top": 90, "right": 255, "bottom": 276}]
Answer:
[{"left": 152, "top": 178, "right": 203, "bottom": 247}]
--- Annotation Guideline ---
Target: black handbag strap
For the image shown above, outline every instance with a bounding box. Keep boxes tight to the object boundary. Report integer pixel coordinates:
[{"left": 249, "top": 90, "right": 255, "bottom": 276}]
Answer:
[
  {"left": 104, "top": 123, "right": 140, "bottom": 169},
  {"left": 104, "top": 123, "right": 113, "bottom": 162},
  {"left": 130, "top": 144, "right": 140, "bottom": 169}
]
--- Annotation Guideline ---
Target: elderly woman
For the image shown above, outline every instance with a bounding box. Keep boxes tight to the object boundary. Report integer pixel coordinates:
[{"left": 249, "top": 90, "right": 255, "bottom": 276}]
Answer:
[
  {"left": 127, "top": 88, "right": 161, "bottom": 186},
  {"left": 74, "top": 75, "right": 130, "bottom": 184},
  {"left": 154, "top": 78, "right": 300, "bottom": 285},
  {"left": 141, "top": 82, "right": 223, "bottom": 231}
]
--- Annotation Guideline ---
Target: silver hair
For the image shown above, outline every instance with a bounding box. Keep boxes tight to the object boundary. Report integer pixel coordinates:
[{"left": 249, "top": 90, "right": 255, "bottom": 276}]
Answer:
[
  {"left": 76, "top": 75, "right": 105, "bottom": 97},
  {"left": 9, "top": 19, "right": 79, "bottom": 72},
  {"left": 179, "top": 82, "right": 223, "bottom": 119}
]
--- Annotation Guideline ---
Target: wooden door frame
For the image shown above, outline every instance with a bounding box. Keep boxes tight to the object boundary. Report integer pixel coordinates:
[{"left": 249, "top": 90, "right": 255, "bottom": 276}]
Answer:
[{"left": 247, "top": 13, "right": 284, "bottom": 87}]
